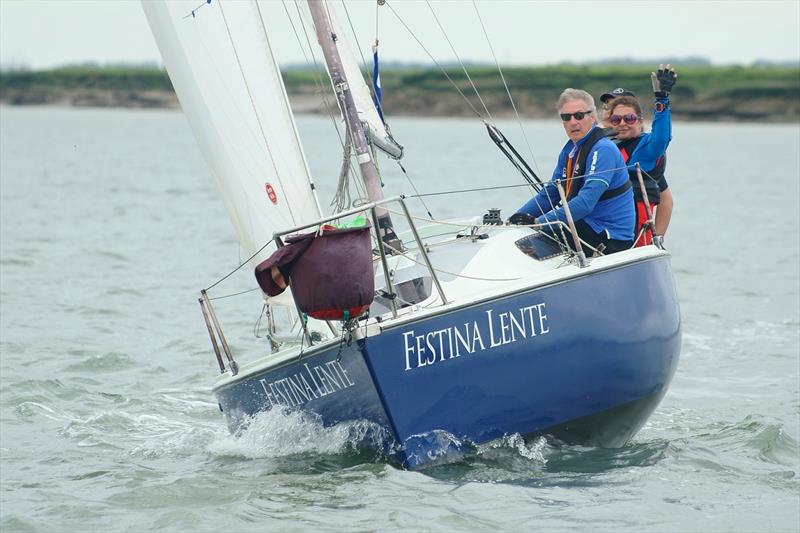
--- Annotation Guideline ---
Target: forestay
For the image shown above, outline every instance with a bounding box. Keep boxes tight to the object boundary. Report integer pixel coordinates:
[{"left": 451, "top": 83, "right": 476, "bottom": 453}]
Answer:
[{"left": 142, "top": 0, "right": 322, "bottom": 264}]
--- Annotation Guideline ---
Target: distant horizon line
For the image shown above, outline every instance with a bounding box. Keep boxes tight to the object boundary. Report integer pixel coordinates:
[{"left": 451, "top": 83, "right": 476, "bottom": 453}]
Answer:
[{"left": 2, "top": 56, "right": 799, "bottom": 72}]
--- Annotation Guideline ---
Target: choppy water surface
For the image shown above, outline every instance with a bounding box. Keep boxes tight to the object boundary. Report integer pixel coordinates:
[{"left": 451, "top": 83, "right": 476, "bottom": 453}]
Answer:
[{"left": 1, "top": 107, "right": 798, "bottom": 532}]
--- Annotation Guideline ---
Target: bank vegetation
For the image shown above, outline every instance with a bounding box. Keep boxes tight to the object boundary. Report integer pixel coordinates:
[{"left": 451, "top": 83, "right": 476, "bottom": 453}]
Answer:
[{"left": 1, "top": 64, "right": 797, "bottom": 122}]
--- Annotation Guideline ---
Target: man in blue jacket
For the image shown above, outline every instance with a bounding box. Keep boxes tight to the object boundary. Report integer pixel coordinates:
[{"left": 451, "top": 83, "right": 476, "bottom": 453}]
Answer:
[{"left": 509, "top": 88, "right": 634, "bottom": 254}]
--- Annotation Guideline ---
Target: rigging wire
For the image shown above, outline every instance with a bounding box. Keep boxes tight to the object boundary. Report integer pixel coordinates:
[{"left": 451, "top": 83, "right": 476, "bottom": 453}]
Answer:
[
  {"left": 396, "top": 162, "right": 434, "bottom": 219},
  {"left": 375, "top": 0, "right": 380, "bottom": 42},
  {"left": 425, "top": 0, "right": 493, "bottom": 123},
  {"left": 406, "top": 181, "right": 531, "bottom": 199},
  {"left": 209, "top": 287, "right": 262, "bottom": 301},
  {"left": 204, "top": 238, "right": 274, "bottom": 292},
  {"left": 341, "top": 0, "right": 395, "bottom": 133},
  {"left": 182, "top": 0, "right": 213, "bottom": 19},
  {"left": 384, "top": 0, "right": 483, "bottom": 120},
  {"left": 404, "top": 163, "right": 633, "bottom": 204},
  {"left": 331, "top": 132, "right": 353, "bottom": 213},
  {"left": 471, "top": 0, "right": 541, "bottom": 177},
  {"left": 382, "top": 0, "right": 542, "bottom": 216}
]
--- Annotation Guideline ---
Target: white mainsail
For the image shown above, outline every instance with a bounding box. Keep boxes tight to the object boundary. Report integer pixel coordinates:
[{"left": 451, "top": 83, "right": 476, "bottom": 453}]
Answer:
[{"left": 142, "top": 0, "right": 322, "bottom": 264}]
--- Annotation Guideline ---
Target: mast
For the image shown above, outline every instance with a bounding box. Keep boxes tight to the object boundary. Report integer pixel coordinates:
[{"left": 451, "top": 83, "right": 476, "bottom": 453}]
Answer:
[{"left": 307, "top": 0, "right": 400, "bottom": 248}]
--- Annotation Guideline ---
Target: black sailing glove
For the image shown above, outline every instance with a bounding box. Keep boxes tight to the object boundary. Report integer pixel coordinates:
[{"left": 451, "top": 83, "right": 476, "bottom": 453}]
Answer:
[
  {"left": 651, "top": 63, "right": 677, "bottom": 98},
  {"left": 508, "top": 212, "right": 537, "bottom": 225}
]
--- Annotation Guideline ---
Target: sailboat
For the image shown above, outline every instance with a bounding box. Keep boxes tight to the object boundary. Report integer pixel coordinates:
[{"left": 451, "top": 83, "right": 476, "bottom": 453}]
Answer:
[{"left": 142, "top": 0, "right": 681, "bottom": 468}]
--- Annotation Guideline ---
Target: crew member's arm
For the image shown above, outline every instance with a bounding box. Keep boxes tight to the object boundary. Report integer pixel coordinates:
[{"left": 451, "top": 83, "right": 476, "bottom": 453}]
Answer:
[
  {"left": 655, "top": 187, "right": 673, "bottom": 236},
  {"left": 634, "top": 100, "right": 672, "bottom": 168},
  {"left": 514, "top": 152, "right": 565, "bottom": 219},
  {"left": 635, "top": 65, "right": 677, "bottom": 168}
]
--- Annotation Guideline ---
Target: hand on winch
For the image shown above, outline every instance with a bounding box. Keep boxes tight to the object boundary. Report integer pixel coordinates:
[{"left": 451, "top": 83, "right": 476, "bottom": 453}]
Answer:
[{"left": 507, "top": 212, "right": 538, "bottom": 226}]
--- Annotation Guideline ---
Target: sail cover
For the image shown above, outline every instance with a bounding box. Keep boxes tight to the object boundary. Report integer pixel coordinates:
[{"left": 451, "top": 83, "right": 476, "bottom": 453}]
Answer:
[{"left": 142, "top": 0, "right": 322, "bottom": 264}]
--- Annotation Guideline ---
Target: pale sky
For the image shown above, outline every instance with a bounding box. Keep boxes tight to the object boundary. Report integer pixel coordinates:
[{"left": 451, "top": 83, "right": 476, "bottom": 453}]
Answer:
[{"left": 1, "top": 0, "right": 798, "bottom": 69}]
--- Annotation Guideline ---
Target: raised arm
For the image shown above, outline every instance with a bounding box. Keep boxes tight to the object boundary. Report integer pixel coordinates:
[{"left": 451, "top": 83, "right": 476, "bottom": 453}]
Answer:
[{"left": 633, "top": 65, "right": 677, "bottom": 168}]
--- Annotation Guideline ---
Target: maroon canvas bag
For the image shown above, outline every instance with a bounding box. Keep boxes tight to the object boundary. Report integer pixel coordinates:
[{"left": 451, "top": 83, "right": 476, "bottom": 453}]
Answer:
[
  {"left": 254, "top": 224, "right": 374, "bottom": 321},
  {"left": 289, "top": 225, "right": 374, "bottom": 320}
]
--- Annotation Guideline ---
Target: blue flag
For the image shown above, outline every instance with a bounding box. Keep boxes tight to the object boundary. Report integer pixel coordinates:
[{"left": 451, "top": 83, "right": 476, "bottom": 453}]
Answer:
[{"left": 372, "top": 42, "right": 385, "bottom": 124}]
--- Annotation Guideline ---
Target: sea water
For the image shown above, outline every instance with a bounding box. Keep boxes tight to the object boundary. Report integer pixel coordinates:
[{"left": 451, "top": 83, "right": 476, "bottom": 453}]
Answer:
[{"left": 1, "top": 107, "right": 798, "bottom": 532}]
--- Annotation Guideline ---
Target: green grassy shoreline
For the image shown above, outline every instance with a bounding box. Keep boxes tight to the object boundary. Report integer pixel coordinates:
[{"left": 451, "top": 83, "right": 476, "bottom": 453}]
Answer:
[{"left": 2, "top": 65, "right": 798, "bottom": 122}]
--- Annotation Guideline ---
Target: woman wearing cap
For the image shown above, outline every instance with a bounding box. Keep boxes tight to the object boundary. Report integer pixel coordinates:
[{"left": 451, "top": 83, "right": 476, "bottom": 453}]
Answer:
[{"left": 600, "top": 65, "right": 677, "bottom": 246}]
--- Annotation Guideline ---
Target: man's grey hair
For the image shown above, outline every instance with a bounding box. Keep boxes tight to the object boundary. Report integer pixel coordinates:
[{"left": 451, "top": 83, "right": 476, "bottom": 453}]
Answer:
[{"left": 556, "top": 88, "right": 596, "bottom": 115}]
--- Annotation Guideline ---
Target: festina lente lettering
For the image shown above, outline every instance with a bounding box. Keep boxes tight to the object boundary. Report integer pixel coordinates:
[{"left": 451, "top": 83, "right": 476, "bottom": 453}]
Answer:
[
  {"left": 259, "top": 360, "right": 355, "bottom": 408},
  {"left": 403, "top": 303, "right": 550, "bottom": 371}
]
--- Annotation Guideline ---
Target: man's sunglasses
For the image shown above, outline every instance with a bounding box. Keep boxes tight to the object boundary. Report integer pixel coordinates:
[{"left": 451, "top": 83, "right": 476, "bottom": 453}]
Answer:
[
  {"left": 609, "top": 113, "right": 641, "bottom": 126},
  {"left": 560, "top": 110, "right": 593, "bottom": 121}
]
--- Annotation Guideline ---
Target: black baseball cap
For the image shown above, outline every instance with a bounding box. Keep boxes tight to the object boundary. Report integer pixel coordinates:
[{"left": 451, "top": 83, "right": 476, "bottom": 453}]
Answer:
[{"left": 600, "top": 87, "right": 636, "bottom": 103}]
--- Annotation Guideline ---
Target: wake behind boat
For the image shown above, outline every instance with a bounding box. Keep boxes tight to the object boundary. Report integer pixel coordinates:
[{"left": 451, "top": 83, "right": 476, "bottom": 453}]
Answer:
[{"left": 142, "top": 0, "right": 681, "bottom": 468}]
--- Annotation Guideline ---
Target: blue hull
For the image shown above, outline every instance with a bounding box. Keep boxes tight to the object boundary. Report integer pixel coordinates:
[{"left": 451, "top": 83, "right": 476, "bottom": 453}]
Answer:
[{"left": 214, "top": 255, "right": 681, "bottom": 468}]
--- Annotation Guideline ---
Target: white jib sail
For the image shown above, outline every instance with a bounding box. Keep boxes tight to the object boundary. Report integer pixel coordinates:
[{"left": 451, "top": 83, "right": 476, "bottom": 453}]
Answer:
[{"left": 142, "top": 0, "right": 322, "bottom": 265}]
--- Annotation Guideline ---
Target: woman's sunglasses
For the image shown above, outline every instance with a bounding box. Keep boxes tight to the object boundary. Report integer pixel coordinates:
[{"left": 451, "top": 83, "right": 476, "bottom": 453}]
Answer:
[
  {"left": 560, "top": 110, "right": 592, "bottom": 121},
  {"left": 609, "top": 113, "right": 641, "bottom": 126}
]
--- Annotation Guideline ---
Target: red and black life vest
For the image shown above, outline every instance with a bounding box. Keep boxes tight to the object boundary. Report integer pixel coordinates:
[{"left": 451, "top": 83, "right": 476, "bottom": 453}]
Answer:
[{"left": 617, "top": 136, "right": 665, "bottom": 205}]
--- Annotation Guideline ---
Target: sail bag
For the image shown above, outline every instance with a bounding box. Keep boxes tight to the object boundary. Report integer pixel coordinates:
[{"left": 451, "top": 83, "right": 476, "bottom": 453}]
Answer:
[{"left": 255, "top": 224, "right": 374, "bottom": 321}]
